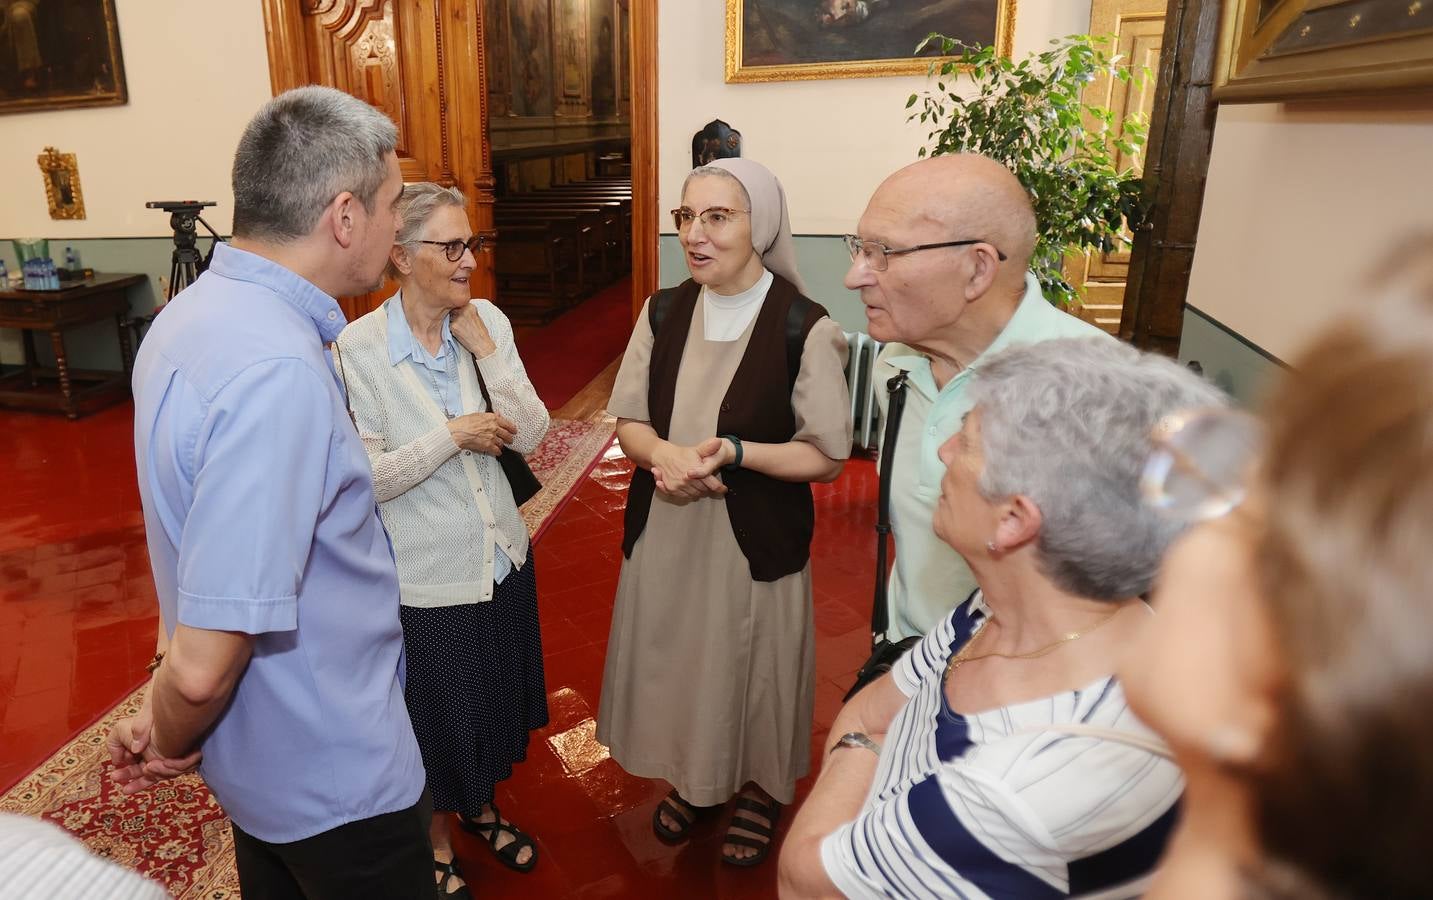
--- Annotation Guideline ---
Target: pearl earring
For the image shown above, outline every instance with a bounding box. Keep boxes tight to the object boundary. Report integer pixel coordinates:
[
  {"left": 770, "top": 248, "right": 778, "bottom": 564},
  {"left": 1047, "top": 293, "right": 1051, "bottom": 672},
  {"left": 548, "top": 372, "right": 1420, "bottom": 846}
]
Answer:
[
  {"left": 1205, "top": 725, "right": 1258, "bottom": 764},
  {"left": 985, "top": 540, "right": 997, "bottom": 552}
]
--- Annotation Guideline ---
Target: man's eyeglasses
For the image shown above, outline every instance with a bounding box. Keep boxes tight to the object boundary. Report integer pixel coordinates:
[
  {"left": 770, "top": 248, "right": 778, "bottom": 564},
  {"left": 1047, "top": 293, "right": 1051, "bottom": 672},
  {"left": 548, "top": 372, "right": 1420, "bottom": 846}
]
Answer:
[
  {"left": 1141, "top": 408, "right": 1265, "bottom": 523},
  {"left": 409, "top": 235, "right": 488, "bottom": 262},
  {"left": 671, "top": 206, "right": 749, "bottom": 233},
  {"left": 843, "top": 234, "right": 1007, "bottom": 273}
]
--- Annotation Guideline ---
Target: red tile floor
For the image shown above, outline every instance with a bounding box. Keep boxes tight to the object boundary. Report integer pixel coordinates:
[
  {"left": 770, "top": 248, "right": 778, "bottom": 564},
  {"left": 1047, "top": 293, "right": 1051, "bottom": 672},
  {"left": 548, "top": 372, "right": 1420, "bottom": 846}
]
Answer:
[{"left": 0, "top": 402, "right": 880, "bottom": 898}]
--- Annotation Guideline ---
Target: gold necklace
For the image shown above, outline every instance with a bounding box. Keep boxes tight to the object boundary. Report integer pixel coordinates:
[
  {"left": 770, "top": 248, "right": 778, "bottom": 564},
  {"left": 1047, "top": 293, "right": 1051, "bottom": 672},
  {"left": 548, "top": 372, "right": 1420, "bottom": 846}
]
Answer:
[{"left": 943, "top": 605, "right": 1125, "bottom": 682}]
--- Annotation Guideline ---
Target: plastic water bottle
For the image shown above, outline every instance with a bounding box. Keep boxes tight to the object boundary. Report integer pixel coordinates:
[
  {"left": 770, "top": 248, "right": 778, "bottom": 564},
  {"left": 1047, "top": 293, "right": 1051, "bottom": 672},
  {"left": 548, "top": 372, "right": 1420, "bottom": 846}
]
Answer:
[
  {"left": 0, "top": 259, "right": 8, "bottom": 285},
  {"left": 64, "top": 245, "right": 77, "bottom": 270}
]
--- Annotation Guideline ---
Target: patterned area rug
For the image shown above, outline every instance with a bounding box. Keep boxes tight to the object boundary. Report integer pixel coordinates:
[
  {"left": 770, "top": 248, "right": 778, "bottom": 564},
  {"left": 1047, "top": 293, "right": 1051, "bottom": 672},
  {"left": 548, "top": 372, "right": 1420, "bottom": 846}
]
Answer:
[
  {"left": 520, "top": 416, "right": 618, "bottom": 540},
  {"left": 0, "top": 416, "right": 616, "bottom": 898}
]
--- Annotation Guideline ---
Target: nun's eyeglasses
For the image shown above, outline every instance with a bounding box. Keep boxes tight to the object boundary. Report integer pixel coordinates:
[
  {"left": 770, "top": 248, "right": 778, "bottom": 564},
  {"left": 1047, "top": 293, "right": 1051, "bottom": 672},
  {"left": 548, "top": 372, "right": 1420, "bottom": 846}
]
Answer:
[
  {"left": 843, "top": 234, "right": 1007, "bottom": 273},
  {"left": 1141, "top": 408, "right": 1265, "bottom": 523},
  {"left": 672, "top": 206, "right": 749, "bottom": 232}
]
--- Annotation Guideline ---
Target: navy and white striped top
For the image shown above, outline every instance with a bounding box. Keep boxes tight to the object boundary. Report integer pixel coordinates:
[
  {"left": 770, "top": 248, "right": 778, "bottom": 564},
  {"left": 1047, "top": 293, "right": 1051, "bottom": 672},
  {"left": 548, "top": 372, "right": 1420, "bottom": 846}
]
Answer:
[{"left": 821, "top": 594, "right": 1182, "bottom": 899}]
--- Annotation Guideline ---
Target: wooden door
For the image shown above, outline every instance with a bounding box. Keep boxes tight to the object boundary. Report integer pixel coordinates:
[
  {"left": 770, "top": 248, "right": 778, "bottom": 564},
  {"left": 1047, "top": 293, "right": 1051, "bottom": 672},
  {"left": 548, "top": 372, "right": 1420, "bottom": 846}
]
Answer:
[
  {"left": 1067, "top": 0, "right": 1168, "bottom": 334},
  {"left": 262, "top": 0, "right": 497, "bottom": 322}
]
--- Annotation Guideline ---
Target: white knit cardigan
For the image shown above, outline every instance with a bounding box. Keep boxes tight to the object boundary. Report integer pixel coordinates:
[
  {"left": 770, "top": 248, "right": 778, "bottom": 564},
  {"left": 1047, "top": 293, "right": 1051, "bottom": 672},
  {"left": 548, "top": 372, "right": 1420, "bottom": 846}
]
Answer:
[{"left": 334, "top": 295, "right": 550, "bottom": 606}]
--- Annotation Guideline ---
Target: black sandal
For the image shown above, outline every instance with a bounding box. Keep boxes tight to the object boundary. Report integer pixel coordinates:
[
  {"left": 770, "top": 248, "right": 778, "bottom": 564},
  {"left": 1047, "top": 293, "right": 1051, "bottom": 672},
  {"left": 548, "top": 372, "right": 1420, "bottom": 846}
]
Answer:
[
  {"left": 459, "top": 803, "right": 539, "bottom": 872},
  {"left": 434, "top": 858, "right": 473, "bottom": 899},
  {"left": 652, "top": 789, "right": 706, "bottom": 844},
  {"left": 721, "top": 795, "right": 782, "bottom": 868}
]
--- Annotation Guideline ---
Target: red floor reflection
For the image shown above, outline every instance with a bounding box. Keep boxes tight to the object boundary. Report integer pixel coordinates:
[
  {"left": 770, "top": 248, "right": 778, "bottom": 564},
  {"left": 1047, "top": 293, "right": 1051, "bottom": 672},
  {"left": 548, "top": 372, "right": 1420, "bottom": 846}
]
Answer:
[{"left": 0, "top": 403, "right": 879, "bottom": 898}]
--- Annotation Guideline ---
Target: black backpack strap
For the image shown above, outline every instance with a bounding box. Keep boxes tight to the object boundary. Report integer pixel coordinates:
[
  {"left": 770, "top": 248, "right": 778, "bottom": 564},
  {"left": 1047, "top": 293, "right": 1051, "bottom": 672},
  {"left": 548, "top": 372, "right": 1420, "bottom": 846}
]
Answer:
[
  {"left": 783, "top": 294, "right": 816, "bottom": 391},
  {"left": 648, "top": 287, "right": 679, "bottom": 337},
  {"left": 870, "top": 371, "right": 910, "bottom": 639}
]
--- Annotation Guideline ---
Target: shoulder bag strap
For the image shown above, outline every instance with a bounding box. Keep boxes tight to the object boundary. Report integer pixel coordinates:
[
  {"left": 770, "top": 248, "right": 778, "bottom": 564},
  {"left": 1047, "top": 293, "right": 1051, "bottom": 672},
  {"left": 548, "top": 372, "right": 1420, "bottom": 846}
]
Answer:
[{"left": 870, "top": 371, "right": 909, "bottom": 641}]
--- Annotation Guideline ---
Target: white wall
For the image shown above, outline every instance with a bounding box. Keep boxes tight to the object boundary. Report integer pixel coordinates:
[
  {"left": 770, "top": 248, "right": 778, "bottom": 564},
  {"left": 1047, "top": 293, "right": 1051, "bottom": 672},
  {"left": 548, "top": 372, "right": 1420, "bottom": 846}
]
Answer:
[
  {"left": 1185, "top": 95, "right": 1433, "bottom": 362},
  {"left": 0, "top": 0, "right": 272, "bottom": 239},
  {"left": 657, "top": 0, "right": 1092, "bottom": 236}
]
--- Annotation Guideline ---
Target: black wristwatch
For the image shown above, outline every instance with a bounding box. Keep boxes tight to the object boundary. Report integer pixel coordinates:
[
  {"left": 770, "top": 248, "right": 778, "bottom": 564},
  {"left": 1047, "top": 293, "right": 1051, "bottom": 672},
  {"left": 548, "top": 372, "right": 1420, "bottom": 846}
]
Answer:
[{"left": 719, "top": 434, "right": 743, "bottom": 473}]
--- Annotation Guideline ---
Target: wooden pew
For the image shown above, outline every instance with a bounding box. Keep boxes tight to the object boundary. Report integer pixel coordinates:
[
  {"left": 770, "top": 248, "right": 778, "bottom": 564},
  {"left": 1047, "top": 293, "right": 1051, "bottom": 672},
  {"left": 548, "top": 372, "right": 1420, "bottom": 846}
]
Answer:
[
  {"left": 501, "top": 198, "right": 628, "bottom": 267},
  {"left": 492, "top": 224, "right": 578, "bottom": 325},
  {"left": 494, "top": 208, "right": 606, "bottom": 290}
]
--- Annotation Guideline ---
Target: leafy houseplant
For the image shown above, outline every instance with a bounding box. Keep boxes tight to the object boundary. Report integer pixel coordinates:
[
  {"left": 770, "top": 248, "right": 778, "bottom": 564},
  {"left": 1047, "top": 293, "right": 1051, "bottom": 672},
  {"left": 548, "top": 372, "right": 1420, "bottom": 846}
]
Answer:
[{"left": 908, "top": 34, "right": 1149, "bottom": 309}]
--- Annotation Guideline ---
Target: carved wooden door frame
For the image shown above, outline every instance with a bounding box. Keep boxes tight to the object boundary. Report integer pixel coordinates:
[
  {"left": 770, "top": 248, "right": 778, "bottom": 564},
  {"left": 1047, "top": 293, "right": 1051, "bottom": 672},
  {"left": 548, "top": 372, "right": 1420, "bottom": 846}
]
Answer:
[
  {"left": 1120, "top": 0, "right": 1222, "bottom": 355},
  {"left": 260, "top": 0, "right": 497, "bottom": 317},
  {"left": 629, "top": 0, "right": 658, "bottom": 321}
]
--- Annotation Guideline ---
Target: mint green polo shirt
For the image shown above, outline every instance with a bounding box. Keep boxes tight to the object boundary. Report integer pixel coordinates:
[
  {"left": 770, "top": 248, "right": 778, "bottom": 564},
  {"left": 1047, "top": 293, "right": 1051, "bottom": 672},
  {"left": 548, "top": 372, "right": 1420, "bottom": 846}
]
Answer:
[{"left": 873, "top": 271, "right": 1111, "bottom": 640}]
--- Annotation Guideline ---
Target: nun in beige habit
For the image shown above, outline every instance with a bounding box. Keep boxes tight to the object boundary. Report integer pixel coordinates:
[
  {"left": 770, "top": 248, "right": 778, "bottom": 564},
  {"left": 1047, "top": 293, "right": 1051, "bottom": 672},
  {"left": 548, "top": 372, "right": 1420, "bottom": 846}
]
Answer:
[{"left": 597, "top": 158, "right": 852, "bottom": 867}]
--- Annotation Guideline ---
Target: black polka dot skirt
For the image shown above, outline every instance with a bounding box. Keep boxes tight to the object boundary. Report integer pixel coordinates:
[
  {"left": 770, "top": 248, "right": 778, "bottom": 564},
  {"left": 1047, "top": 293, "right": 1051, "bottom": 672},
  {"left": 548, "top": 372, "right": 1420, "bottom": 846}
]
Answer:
[{"left": 399, "top": 559, "right": 549, "bottom": 817}]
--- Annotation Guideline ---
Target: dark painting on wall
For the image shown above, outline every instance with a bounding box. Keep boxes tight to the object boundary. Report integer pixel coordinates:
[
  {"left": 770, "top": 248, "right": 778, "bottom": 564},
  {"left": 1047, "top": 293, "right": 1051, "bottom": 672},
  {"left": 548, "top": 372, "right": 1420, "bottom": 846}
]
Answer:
[
  {"left": 0, "top": 0, "right": 127, "bottom": 114},
  {"left": 590, "top": 0, "right": 616, "bottom": 116},
  {"left": 618, "top": 0, "right": 630, "bottom": 102},
  {"left": 483, "top": 0, "right": 511, "bottom": 116},
  {"left": 727, "top": 0, "right": 1015, "bottom": 82},
  {"left": 510, "top": 0, "right": 555, "bottom": 115},
  {"left": 556, "top": 0, "right": 587, "bottom": 101}
]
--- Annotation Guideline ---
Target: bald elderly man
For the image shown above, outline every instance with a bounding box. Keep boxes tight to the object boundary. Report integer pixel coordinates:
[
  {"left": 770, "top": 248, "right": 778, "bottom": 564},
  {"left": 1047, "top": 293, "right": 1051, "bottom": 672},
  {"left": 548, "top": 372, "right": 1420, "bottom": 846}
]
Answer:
[{"left": 846, "top": 154, "right": 1109, "bottom": 639}]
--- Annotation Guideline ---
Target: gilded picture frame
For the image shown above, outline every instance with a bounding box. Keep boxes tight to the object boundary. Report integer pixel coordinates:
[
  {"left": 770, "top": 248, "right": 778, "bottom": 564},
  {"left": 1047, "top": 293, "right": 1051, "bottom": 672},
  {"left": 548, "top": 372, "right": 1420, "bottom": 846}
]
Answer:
[
  {"left": 38, "top": 147, "right": 85, "bottom": 220},
  {"left": 0, "top": 0, "right": 129, "bottom": 115},
  {"left": 1215, "top": 0, "right": 1433, "bottom": 102},
  {"left": 725, "top": 0, "right": 1017, "bottom": 84}
]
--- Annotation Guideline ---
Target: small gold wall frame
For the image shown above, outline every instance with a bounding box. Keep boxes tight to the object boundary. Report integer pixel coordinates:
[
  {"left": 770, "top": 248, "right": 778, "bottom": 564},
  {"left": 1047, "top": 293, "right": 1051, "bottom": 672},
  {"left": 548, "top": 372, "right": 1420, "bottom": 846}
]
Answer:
[
  {"left": 1216, "top": 0, "right": 1433, "bottom": 102},
  {"left": 38, "top": 147, "right": 85, "bottom": 220},
  {"left": 725, "top": 0, "right": 1017, "bottom": 83}
]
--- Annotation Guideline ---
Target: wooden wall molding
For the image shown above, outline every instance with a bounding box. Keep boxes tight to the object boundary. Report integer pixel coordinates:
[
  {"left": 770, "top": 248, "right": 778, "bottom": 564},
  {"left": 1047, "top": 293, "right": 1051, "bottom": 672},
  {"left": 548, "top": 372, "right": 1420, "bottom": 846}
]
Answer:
[
  {"left": 1120, "top": 0, "right": 1222, "bottom": 355},
  {"left": 629, "top": 0, "right": 658, "bottom": 320}
]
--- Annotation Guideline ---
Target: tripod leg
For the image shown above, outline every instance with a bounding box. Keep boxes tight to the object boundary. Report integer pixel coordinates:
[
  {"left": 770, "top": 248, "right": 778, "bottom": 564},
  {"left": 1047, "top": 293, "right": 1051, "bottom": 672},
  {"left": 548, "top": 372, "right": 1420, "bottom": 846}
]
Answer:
[{"left": 169, "top": 258, "right": 183, "bottom": 302}]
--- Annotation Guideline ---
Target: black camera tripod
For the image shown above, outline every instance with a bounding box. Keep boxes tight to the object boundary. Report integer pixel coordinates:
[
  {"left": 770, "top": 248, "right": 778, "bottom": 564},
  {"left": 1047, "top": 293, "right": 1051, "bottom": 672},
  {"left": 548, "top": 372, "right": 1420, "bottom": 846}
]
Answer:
[
  {"left": 129, "top": 201, "right": 225, "bottom": 346},
  {"left": 146, "top": 200, "right": 223, "bottom": 300}
]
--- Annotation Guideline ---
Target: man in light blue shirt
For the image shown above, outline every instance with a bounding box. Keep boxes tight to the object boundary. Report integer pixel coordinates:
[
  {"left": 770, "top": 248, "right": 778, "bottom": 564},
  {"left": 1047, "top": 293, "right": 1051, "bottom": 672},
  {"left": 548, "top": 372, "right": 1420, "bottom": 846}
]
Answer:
[
  {"left": 108, "top": 87, "right": 432, "bottom": 897},
  {"left": 845, "top": 154, "right": 1110, "bottom": 640}
]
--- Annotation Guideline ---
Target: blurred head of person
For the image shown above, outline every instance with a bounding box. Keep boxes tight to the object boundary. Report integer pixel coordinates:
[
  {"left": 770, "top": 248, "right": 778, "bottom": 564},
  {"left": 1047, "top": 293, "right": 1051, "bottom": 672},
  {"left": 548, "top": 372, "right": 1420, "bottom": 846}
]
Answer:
[{"left": 1124, "top": 235, "right": 1433, "bottom": 899}]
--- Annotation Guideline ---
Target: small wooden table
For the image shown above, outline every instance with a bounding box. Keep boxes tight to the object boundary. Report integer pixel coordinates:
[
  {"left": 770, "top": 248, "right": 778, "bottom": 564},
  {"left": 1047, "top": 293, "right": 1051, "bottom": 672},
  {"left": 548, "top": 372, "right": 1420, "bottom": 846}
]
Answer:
[{"left": 0, "top": 273, "right": 145, "bottom": 418}]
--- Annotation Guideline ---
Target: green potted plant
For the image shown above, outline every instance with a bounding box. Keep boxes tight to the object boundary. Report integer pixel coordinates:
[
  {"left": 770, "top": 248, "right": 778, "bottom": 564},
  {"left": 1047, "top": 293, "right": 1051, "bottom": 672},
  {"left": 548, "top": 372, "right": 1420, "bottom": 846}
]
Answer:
[{"left": 908, "top": 34, "right": 1149, "bottom": 309}]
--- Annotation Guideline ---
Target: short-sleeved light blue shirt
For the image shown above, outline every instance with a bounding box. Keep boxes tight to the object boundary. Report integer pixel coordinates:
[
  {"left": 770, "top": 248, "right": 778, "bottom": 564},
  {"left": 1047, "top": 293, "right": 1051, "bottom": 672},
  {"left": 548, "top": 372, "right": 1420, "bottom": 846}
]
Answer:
[
  {"left": 132, "top": 243, "right": 426, "bottom": 843},
  {"left": 874, "top": 272, "right": 1112, "bottom": 639}
]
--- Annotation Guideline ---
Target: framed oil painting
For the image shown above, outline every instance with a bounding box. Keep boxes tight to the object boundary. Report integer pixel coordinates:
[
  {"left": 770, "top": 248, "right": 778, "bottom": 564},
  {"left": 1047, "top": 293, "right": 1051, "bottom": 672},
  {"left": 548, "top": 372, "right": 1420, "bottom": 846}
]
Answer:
[
  {"left": 509, "top": 0, "right": 555, "bottom": 115},
  {"left": 0, "top": 0, "right": 127, "bottom": 115},
  {"left": 38, "top": 146, "right": 84, "bottom": 220},
  {"left": 726, "top": 0, "right": 1016, "bottom": 83},
  {"left": 1216, "top": 0, "right": 1433, "bottom": 101}
]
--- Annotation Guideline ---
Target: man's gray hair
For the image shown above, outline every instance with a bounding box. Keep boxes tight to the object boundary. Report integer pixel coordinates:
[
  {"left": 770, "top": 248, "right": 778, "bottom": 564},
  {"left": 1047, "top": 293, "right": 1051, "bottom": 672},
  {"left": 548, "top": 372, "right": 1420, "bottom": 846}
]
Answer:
[
  {"left": 969, "top": 336, "right": 1228, "bottom": 600},
  {"left": 232, "top": 86, "right": 399, "bottom": 241},
  {"left": 386, "top": 183, "right": 467, "bottom": 280}
]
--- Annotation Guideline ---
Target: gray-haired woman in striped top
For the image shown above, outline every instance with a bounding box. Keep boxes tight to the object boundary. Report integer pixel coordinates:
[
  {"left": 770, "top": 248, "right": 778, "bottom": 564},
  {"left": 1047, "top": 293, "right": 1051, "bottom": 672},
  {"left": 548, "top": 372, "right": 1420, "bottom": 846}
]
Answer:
[{"left": 780, "top": 337, "right": 1226, "bottom": 899}]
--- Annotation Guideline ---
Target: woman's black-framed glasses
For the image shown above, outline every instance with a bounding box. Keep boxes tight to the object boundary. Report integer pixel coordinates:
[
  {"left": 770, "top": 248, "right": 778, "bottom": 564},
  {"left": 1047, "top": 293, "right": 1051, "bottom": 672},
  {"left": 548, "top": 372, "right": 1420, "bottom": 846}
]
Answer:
[
  {"left": 410, "top": 235, "right": 489, "bottom": 261},
  {"left": 1141, "top": 408, "right": 1265, "bottom": 523},
  {"left": 843, "top": 234, "right": 1008, "bottom": 272}
]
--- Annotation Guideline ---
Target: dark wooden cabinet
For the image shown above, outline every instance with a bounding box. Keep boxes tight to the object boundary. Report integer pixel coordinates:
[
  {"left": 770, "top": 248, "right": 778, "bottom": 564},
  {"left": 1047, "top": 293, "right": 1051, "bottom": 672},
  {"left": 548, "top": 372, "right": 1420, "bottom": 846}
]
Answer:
[{"left": 0, "top": 274, "right": 143, "bottom": 418}]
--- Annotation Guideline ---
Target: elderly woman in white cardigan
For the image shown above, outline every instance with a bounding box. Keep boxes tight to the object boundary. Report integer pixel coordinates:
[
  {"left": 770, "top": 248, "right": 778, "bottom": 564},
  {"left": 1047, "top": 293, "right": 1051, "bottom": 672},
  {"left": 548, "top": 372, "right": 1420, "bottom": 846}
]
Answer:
[{"left": 334, "top": 183, "right": 550, "bottom": 899}]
